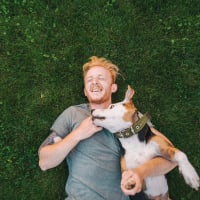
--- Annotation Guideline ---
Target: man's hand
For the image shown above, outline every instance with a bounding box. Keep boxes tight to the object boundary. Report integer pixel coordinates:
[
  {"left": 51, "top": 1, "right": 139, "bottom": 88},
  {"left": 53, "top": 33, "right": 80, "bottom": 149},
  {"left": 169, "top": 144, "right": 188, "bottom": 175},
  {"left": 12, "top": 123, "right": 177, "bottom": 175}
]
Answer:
[
  {"left": 121, "top": 168, "right": 144, "bottom": 196},
  {"left": 76, "top": 116, "right": 103, "bottom": 141}
]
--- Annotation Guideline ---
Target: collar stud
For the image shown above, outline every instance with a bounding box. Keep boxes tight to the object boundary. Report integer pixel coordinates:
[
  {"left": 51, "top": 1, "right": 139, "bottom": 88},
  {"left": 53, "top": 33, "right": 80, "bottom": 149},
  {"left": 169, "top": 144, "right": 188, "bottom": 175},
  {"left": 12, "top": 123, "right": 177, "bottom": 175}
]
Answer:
[{"left": 115, "top": 112, "right": 150, "bottom": 138}]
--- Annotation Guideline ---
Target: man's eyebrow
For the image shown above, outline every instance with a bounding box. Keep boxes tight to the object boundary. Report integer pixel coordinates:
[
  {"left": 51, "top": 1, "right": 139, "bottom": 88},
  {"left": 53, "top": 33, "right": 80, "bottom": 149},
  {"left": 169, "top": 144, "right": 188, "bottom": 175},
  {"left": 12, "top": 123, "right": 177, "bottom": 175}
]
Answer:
[
  {"left": 86, "top": 74, "right": 104, "bottom": 79},
  {"left": 86, "top": 76, "right": 93, "bottom": 80}
]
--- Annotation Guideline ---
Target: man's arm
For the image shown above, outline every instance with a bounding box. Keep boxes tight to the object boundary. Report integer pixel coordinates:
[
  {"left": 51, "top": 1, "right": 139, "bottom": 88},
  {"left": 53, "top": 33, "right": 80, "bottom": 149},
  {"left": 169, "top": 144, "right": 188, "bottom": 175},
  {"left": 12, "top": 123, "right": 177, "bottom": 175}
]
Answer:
[
  {"left": 38, "top": 116, "right": 102, "bottom": 171},
  {"left": 121, "top": 127, "right": 177, "bottom": 196},
  {"left": 121, "top": 157, "right": 176, "bottom": 195}
]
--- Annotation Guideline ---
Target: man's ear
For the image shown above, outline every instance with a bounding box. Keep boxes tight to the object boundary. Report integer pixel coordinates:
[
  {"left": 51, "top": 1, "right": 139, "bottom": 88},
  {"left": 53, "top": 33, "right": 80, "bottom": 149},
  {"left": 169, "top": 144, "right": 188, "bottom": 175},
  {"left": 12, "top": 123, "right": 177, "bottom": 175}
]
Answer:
[{"left": 111, "top": 83, "right": 118, "bottom": 93}]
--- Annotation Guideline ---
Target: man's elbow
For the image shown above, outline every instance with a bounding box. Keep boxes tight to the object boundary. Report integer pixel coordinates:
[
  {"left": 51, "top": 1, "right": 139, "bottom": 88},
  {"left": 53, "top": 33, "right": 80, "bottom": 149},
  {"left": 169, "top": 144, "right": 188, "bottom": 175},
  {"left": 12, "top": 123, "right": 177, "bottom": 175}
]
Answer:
[
  {"left": 38, "top": 149, "right": 49, "bottom": 171},
  {"left": 39, "top": 159, "right": 48, "bottom": 171}
]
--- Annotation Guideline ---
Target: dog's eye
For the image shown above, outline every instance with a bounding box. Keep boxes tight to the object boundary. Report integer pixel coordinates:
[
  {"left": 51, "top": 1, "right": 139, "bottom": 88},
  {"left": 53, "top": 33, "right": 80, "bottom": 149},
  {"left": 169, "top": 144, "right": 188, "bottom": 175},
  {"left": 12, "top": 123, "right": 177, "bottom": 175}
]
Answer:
[{"left": 109, "top": 105, "right": 115, "bottom": 109}]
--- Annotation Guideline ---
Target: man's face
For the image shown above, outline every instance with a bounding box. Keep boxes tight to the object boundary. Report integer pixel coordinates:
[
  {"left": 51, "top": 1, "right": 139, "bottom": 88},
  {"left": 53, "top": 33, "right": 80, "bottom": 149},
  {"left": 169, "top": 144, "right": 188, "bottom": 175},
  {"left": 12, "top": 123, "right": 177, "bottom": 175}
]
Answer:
[{"left": 84, "top": 66, "right": 117, "bottom": 105}]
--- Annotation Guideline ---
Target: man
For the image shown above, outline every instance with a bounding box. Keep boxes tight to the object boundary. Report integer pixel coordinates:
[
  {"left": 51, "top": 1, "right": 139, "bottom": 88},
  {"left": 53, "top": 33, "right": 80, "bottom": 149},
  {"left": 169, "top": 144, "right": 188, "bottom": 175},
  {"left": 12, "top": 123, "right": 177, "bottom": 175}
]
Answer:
[{"left": 38, "top": 56, "right": 176, "bottom": 200}]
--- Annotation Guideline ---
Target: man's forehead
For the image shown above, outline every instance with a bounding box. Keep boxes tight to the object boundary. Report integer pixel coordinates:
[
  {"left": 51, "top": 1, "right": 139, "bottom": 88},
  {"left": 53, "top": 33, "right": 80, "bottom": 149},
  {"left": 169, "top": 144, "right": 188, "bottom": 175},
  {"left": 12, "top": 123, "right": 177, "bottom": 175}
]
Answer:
[{"left": 85, "top": 66, "right": 110, "bottom": 77}]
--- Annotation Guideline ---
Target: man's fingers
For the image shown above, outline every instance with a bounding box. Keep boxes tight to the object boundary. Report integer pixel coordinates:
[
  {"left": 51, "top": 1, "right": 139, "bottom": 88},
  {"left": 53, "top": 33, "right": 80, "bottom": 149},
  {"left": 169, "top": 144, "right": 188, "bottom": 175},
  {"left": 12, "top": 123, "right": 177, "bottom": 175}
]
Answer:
[{"left": 121, "top": 170, "right": 143, "bottom": 196}]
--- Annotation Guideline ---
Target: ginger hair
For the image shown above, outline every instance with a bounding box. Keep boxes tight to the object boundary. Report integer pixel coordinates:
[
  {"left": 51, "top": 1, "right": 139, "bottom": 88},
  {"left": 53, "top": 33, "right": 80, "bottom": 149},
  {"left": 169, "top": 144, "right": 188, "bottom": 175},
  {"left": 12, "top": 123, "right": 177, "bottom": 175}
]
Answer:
[{"left": 83, "top": 56, "right": 119, "bottom": 83}]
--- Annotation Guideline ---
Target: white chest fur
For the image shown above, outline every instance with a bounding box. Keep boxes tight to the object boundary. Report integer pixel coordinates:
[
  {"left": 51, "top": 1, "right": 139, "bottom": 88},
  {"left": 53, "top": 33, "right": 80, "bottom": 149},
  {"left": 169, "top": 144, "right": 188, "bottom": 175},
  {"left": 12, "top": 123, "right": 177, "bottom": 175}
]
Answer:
[{"left": 119, "top": 135, "right": 160, "bottom": 169}]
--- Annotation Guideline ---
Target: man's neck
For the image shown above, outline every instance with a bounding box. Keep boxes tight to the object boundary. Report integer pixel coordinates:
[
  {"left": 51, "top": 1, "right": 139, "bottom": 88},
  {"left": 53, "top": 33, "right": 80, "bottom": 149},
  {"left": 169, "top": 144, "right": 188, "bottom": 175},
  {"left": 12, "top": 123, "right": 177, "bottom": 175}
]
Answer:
[{"left": 89, "top": 101, "right": 111, "bottom": 110}]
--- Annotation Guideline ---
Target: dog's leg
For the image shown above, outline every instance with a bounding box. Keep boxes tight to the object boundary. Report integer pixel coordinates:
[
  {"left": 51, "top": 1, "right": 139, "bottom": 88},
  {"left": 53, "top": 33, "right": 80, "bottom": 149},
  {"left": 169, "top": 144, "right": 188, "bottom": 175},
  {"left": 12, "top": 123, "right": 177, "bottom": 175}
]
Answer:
[
  {"left": 151, "top": 136, "right": 200, "bottom": 190},
  {"left": 160, "top": 192, "right": 171, "bottom": 200},
  {"left": 120, "top": 156, "right": 127, "bottom": 172},
  {"left": 148, "top": 192, "right": 171, "bottom": 200},
  {"left": 173, "top": 151, "right": 200, "bottom": 190},
  {"left": 144, "top": 176, "right": 168, "bottom": 200}
]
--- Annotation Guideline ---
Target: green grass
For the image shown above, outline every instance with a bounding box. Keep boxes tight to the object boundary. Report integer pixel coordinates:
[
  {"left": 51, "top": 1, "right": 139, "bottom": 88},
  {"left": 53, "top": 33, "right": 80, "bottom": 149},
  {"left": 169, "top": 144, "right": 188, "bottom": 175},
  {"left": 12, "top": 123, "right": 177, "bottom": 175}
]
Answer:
[{"left": 1, "top": 0, "right": 200, "bottom": 199}]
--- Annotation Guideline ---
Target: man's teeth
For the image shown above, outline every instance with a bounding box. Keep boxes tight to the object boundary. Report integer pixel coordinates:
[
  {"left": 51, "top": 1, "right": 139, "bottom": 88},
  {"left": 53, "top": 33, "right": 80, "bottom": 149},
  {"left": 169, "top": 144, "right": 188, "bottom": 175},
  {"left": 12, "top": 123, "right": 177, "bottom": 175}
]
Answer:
[
  {"left": 91, "top": 88, "right": 102, "bottom": 92},
  {"left": 90, "top": 84, "right": 103, "bottom": 92}
]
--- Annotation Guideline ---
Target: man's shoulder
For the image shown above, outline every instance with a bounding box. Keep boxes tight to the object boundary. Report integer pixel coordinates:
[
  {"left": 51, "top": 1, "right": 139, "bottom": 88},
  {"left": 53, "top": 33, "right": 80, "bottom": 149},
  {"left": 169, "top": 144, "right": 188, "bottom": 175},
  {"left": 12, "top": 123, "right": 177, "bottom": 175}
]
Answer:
[
  {"left": 73, "top": 103, "right": 89, "bottom": 110},
  {"left": 62, "top": 103, "right": 89, "bottom": 114},
  {"left": 68, "top": 103, "right": 90, "bottom": 113},
  {"left": 60, "top": 103, "right": 90, "bottom": 121}
]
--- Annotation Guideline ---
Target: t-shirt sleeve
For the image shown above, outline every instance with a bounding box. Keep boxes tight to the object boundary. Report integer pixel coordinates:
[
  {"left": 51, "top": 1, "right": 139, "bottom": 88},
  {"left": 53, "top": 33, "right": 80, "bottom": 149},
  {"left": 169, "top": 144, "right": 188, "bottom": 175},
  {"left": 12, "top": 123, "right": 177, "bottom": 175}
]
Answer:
[
  {"left": 50, "top": 106, "right": 74, "bottom": 138},
  {"left": 39, "top": 105, "right": 90, "bottom": 151}
]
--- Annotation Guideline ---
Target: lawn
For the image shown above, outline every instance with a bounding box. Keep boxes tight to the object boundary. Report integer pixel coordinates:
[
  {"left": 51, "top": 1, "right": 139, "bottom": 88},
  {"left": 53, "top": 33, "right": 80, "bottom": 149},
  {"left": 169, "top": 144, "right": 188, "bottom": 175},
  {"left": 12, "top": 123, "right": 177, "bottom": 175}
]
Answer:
[{"left": 0, "top": 0, "right": 199, "bottom": 199}]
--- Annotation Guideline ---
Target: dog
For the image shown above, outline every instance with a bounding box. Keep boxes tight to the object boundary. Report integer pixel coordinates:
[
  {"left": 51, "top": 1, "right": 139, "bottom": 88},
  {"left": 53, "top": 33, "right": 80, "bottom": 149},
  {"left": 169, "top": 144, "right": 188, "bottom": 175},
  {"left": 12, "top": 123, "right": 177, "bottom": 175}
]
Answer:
[{"left": 92, "top": 85, "right": 200, "bottom": 200}]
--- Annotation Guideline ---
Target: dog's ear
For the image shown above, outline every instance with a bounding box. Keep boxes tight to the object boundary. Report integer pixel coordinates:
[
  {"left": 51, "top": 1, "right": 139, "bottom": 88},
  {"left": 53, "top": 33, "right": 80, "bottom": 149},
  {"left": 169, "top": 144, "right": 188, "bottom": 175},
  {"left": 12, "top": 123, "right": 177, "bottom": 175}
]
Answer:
[{"left": 124, "top": 85, "right": 135, "bottom": 102}]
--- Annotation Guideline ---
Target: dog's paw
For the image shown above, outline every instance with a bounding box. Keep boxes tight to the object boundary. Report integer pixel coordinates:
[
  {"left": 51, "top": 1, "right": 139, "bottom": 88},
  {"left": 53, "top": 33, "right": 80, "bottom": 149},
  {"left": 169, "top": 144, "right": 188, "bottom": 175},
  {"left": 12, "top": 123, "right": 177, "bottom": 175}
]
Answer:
[
  {"left": 179, "top": 162, "right": 200, "bottom": 190},
  {"left": 125, "top": 178, "right": 136, "bottom": 190}
]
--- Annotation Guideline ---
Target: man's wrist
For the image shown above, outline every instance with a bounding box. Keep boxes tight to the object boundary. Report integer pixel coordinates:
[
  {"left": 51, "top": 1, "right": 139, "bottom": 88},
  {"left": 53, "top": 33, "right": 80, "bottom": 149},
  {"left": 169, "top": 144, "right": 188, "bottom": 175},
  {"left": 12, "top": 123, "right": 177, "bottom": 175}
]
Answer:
[{"left": 132, "top": 165, "right": 147, "bottom": 181}]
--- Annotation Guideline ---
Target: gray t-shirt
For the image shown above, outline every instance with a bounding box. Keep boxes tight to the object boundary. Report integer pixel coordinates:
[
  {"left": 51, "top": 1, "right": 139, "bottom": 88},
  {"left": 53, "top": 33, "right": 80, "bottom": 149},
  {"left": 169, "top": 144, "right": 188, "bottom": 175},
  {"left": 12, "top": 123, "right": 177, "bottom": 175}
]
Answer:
[{"left": 50, "top": 103, "right": 129, "bottom": 200}]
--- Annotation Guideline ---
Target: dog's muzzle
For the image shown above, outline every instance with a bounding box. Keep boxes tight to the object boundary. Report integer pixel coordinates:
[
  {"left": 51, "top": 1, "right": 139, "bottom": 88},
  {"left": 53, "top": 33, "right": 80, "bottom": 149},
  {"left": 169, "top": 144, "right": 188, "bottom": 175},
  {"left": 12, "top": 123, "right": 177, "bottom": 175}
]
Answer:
[{"left": 92, "top": 116, "right": 106, "bottom": 121}]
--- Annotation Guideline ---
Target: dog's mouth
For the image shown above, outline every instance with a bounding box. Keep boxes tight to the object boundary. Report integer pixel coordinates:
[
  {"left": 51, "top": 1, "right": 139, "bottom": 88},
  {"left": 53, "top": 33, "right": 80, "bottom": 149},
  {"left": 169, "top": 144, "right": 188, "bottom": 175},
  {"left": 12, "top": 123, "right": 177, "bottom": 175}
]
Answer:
[{"left": 92, "top": 116, "right": 106, "bottom": 121}]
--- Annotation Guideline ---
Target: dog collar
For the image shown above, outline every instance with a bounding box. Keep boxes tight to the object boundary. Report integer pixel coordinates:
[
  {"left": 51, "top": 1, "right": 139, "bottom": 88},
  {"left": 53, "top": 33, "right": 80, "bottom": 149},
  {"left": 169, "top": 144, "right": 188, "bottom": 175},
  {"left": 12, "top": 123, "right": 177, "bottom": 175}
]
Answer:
[{"left": 115, "top": 112, "right": 150, "bottom": 138}]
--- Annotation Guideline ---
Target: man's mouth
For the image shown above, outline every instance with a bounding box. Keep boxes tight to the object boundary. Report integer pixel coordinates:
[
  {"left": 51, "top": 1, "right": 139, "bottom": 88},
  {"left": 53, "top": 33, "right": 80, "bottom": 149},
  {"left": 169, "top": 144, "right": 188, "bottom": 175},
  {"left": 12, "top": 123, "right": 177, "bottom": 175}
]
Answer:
[
  {"left": 92, "top": 89, "right": 101, "bottom": 92},
  {"left": 90, "top": 84, "right": 103, "bottom": 92}
]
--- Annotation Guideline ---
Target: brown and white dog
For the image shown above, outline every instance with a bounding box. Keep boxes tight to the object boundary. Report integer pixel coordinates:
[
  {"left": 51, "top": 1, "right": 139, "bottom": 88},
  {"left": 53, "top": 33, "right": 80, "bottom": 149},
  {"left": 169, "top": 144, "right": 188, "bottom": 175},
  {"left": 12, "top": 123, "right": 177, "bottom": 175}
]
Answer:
[{"left": 92, "top": 85, "right": 200, "bottom": 200}]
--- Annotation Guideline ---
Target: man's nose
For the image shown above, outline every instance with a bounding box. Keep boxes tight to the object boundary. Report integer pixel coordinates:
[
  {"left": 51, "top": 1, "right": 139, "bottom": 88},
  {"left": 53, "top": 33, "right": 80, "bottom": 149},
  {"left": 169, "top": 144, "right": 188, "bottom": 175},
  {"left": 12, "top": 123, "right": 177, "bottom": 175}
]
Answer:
[{"left": 92, "top": 78, "right": 99, "bottom": 84}]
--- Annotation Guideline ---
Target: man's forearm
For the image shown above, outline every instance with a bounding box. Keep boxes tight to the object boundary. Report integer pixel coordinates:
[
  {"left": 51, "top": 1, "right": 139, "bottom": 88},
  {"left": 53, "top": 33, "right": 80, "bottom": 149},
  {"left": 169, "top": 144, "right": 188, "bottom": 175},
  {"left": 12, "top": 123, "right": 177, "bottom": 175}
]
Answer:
[
  {"left": 38, "top": 130, "right": 81, "bottom": 171},
  {"left": 136, "top": 157, "right": 177, "bottom": 179}
]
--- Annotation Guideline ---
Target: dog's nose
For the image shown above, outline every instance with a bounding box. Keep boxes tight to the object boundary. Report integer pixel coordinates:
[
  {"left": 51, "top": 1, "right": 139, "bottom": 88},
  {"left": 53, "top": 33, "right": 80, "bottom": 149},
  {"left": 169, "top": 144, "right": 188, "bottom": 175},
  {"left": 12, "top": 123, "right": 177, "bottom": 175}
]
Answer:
[{"left": 91, "top": 109, "right": 95, "bottom": 114}]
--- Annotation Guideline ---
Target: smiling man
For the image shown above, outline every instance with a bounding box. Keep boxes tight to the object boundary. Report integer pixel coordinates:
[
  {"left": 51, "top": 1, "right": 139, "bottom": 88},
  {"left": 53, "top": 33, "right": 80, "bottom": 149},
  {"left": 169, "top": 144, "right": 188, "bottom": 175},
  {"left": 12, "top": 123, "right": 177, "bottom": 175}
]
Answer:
[
  {"left": 84, "top": 66, "right": 117, "bottom": 107},
  {"left": 38, "top": 56, "right": 175, "bottom": 200}
]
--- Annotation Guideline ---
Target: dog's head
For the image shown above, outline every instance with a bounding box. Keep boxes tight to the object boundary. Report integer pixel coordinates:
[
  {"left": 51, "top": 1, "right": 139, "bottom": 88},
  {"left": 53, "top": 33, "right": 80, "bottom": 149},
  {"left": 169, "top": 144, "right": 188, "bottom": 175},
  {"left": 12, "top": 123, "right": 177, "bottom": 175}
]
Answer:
[{"left": 92, "top": 85, "right": 138, "bottom": 133}]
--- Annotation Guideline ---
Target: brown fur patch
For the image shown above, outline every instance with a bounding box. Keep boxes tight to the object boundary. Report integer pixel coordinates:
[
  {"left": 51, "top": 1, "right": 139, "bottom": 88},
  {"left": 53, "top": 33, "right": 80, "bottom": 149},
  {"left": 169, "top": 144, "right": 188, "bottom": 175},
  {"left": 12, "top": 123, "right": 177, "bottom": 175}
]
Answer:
[
  {"left": 150, "top": 136, "right": 178, "bottom": 160},
  {"left": 122, "top": 102, "right": 137, "bottom": 122}
]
